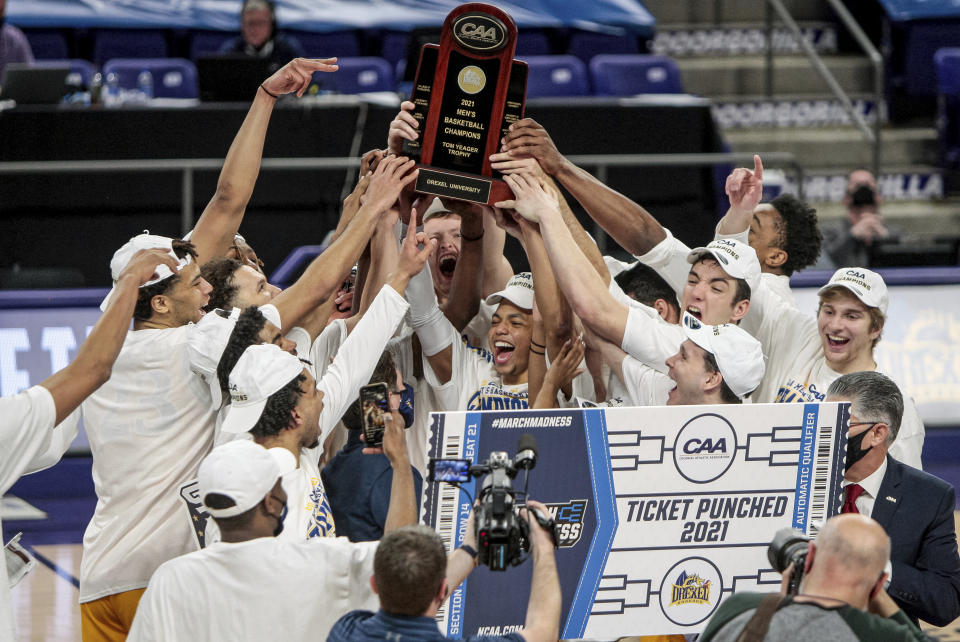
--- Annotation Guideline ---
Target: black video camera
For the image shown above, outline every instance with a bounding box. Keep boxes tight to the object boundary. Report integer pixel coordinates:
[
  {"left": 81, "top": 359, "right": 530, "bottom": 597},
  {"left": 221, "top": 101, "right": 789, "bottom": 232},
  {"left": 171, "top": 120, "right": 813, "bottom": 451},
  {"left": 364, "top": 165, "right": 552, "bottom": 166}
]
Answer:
[
  {"left": 767, "top": 527, "right": 811, "bottom": 594},
  {"left": 428, "top": 434, "right": 557, "bottom": 571}
]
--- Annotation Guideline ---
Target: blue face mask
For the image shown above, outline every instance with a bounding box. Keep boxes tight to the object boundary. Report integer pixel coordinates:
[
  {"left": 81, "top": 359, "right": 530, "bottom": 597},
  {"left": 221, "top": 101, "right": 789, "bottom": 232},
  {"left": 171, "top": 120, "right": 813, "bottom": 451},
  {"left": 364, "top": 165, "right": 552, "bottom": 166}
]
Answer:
[
  {"left": 398, "top": 383, "right": 415, "bottom": 428},
  {"left": 274, "top": 503, "right": 287, "bottom": 537}
]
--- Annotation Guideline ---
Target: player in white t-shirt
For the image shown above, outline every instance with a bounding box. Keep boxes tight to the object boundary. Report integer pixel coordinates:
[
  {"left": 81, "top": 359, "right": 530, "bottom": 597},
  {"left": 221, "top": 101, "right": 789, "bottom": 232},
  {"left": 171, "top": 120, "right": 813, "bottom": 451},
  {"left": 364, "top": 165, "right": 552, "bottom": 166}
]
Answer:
[
  {"left": 495, "top": 172, "right": 760, "bottom": 381},
  {"left": 79, "top": 234, "right": 219, "bottom": 637},
  {"left": 411, "top": 270, "right": 535, "bottom": 411},
  {"left": 128, "top": 429, "right": 416, "bottom": 642},
  {"left": 0, "top": 250, "right": 176, "bottom": 642},
  {"left": 216, "top": 222, "right": 435, "bottom": 539}
]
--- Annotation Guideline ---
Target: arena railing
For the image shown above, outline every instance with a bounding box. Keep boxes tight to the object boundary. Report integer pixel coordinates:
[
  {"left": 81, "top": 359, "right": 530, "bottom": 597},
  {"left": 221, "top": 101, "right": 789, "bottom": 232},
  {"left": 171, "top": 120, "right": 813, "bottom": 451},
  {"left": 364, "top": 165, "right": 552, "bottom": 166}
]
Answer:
[
  {"left": 764, "top": 0, "right": 884, "bottom": 178},
  {"left": 0, "top": 150, "right": 804, "bottom": 245}
]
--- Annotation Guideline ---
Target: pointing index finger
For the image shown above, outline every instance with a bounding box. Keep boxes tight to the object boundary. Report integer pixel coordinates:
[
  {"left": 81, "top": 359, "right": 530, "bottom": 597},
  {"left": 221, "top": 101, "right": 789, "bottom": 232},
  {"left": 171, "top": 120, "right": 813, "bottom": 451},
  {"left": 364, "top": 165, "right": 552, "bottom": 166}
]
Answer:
[{"left": 753, "top": 154, "right": 763, "bottom": 181}]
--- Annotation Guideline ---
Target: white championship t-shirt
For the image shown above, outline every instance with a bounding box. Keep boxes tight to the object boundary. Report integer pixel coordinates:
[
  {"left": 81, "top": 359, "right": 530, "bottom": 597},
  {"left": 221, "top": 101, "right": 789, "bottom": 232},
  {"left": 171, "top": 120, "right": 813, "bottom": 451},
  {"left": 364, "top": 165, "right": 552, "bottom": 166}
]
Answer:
[
  {"left": 128, "top": 536, "right": 377, "bottom": 642},
  {"left": 742, "top": 281, "right": 925, "bottom": 469},
  {"left": 423, "top": 317, "right": 529, "bottom": 412},
  {"left": 0, "top": 386, "right": 59, "bottom": 640},
  {"left": 80, "top": 325, "right": 216, "bottom": 602},
  {"left": 270, "top": 447, "right": 336, "bottom": 540}
]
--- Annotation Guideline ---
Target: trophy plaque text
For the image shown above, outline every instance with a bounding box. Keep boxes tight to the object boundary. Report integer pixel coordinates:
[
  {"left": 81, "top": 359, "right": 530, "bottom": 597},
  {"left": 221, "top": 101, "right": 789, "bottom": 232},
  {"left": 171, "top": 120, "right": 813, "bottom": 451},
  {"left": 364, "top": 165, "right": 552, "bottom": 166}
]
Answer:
[{"left": 403, "top": 3, "right": 528, "bottom": 205}]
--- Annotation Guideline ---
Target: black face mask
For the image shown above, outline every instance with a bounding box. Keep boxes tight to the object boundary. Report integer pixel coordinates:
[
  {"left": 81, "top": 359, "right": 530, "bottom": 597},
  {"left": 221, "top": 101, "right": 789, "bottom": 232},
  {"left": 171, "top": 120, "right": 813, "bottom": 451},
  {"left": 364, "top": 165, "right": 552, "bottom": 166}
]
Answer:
[
  {"left": 273, "top": 503, "right": 287, "bottom": 537},
  {"left": 845, "top": 423, "right": 876, "bottom": 471},
  {"left": 850, "top": 184, "right": 876, "bottom": 207}
]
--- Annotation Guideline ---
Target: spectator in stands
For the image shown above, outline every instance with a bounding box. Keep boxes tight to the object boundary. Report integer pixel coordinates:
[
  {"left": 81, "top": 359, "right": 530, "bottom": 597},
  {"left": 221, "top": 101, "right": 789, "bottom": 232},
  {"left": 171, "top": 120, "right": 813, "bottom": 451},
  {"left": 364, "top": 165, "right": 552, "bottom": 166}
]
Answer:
[
  {"left": 0, "top": 249, "right": 176, "bottom": 642},
  {"left": 827, "top": 371, "right": 960, "bottom": 626},
  {"left": 699, "top": 513, "right": 927, "bottom": 641},
  {"left": 820, "top": 169, "right": 900, "bottom": 269},
  {"left": 322, "top": 350, "right": 423, "bottom": 542},
  {"left": 328, "top": 503, "right": 561, "bottom": 642},
  {"left": 0, "top": 0, "right": 33, "bottom": 78},
  {"left": 219, "top": 0, "right": 305, "bottom": 74},
  {"left": 129, "top": 427, "right": 416, "bottom": 641}
]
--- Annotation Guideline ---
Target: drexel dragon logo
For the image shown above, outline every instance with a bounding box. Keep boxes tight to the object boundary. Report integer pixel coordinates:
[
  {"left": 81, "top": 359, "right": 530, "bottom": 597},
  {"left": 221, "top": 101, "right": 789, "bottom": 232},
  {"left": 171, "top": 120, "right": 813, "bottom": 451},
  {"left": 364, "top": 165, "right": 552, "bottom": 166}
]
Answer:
[
  {"left": 544, "top": 499, "right": 588, "bottom": 548},
  {"left": 670, "top": 570, "right": 712, "bottom": 607}
]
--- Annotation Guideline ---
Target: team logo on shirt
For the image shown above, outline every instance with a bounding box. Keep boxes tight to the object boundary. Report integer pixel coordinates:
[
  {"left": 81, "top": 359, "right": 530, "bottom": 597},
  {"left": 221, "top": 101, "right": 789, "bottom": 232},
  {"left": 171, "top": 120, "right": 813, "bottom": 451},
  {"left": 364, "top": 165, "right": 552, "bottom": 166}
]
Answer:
[
  {"left": 306, "top": 477, "right": 336, "bottom": 538},
  {"left": 466, "top": 382, "right": 528, "bottom": 411},
  {"left": 543, "top": 499, "right": 588, "bottom": 548},
  {"left": 180, "top": 480, "right": 212, "bottom": 548},
  {"left": 775, "top": 379, "right": 827, "bottom": 403}
]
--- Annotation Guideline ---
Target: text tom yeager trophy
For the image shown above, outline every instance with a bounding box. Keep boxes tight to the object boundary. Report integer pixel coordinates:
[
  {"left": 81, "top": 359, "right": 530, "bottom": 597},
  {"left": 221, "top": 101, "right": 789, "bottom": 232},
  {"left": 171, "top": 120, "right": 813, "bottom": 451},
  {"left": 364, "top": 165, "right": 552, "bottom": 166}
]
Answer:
[{"left": 403, "top": 3, "right": 528, "bottom": 205}]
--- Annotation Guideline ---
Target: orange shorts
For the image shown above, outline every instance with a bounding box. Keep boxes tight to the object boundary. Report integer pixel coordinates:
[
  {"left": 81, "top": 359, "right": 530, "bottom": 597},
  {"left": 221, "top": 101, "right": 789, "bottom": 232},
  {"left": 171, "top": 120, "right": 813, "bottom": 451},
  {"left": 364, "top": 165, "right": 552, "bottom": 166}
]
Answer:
[{"left": 80, "top": 588, "right": 146, "bottom": 642}]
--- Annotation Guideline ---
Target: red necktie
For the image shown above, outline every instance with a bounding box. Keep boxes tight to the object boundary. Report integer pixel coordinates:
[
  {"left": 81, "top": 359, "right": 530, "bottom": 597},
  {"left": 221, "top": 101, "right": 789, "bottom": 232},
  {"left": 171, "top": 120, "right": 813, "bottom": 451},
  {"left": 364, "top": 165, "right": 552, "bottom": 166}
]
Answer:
[{"left": 843, "top": 484, "right": 865, "bottom": 514}]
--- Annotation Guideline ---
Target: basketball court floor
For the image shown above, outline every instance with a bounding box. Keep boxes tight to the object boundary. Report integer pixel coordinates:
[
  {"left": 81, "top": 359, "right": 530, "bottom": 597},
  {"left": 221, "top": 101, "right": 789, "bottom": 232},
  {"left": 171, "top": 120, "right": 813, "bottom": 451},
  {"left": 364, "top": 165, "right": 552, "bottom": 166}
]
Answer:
[{"left": 8, "top": 517, "right": 960, "bottom": 640}]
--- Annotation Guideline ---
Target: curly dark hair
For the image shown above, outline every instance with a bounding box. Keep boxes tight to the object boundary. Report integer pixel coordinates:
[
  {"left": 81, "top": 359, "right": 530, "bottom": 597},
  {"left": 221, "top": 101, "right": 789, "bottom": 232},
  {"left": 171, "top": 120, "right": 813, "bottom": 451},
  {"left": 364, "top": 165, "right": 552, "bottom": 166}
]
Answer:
[
  {"left": 201, "top": 257, "right": 244, "bottom": 313},
  {"left": 217, "top": 306, "right": 268, "bottom": 397},
  {"left": 769, "top": 194, "right": 822, "bottom": 276},
  {"left": 133, "top": 239, "right": 198, "bottom": 321},
  {"left": 341, "top": 350, "right": 398, "bottom": 432},
  {"left": 249, "top": 372, "right": 307, "bottom": 439}
]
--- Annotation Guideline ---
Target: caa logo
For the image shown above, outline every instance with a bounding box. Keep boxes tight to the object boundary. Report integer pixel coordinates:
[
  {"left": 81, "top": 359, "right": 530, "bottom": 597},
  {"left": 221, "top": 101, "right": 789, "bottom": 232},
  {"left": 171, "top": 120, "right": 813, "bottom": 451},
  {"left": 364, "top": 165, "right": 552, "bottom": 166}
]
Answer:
[
  {"left": 544, "top": 499, "right": 588, "bottom": 548},
  {"left": 673, "top": 413, "right": 737, "bottom": 483},
  {"left": 453, "top": 13, "right": 507, "bottom": 52},
  {"left": 659, "top": 557, "right": 723, "bottom": 626}
]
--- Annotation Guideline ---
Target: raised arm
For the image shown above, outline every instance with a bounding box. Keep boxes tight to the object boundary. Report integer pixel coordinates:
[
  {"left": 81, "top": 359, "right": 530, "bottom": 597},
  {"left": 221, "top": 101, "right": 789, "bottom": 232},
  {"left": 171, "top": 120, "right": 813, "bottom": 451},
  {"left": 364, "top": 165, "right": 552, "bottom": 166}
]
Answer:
[
  {"left": 518, "top": 500, "right": 562, "bottom": 642},
  {"left": 496, "top": 173, "right": 629, "bottom": 348},
  {"left": 492, "top": 154, "right": 607, "bottom": 281},
  {"left": 495, "top": 118, "right": 666, "bottom": 256},
  {"left": 716, "top": 155, "right": 763, "bottom": 236},
  {"left": 436, "top": 200, "right": 484, "bottom": 331},
  {"left": 271, "top": 155, "right": 418, "bottom": 329},
  {"left": 41, "top": 250, "right": 178, "bottom": 424},
  {"left": 190, "top": 58, "right": 338, "bottom": 265},
  {"left": 380, "top": 409, "right": 417, "bottom": 533}
]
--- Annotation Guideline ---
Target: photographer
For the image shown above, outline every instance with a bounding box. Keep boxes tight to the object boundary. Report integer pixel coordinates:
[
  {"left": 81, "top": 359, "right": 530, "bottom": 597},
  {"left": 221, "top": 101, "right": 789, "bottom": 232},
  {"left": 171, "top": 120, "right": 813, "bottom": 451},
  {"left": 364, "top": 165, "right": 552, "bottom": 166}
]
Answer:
[
  {"left": 328, "top": 499, "right": 561, "bottom": 642},
  {"left": 700, "top": 514, "right": 926, "bottom": 641}
]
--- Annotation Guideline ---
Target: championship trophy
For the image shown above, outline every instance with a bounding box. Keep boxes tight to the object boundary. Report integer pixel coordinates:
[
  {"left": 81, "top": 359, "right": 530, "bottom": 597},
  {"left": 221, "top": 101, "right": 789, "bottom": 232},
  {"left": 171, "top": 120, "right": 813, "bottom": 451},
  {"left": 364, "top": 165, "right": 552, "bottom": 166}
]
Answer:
[{"left": 402, "top": 3, "right": 528, "bottom": 205}]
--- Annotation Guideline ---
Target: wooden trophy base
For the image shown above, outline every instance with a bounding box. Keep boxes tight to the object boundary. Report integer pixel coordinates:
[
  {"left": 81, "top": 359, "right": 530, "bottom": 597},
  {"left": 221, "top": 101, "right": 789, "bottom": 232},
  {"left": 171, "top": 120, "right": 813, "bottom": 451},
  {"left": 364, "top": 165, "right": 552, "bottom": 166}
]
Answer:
[{"left": 415, "top": 164, "right": 513, "bottom": 206}]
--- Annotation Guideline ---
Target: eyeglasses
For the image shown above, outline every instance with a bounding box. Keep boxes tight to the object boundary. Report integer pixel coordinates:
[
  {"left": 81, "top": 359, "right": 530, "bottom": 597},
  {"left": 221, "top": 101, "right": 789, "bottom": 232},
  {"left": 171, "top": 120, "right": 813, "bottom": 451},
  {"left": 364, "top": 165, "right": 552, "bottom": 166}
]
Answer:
[{"left": 848, "top": 421, "right": 879, "bottom": 428}]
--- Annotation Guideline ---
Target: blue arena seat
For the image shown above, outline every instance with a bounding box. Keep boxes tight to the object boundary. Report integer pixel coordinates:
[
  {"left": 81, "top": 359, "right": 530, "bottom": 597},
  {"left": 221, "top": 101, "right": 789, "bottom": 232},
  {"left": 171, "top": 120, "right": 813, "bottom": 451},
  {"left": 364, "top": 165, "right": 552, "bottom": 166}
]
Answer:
[
  {"left": 34, "top": 59, "right": 98, "bottom": 88},
  {"left": 22, "top": 29, "right": 69, "bottom": 60},
  {"left": 312, "top": 56, "right": 393, "bottom": 94},
  {"left": 516, "top": 30, "right": 553, "bottom": 57},
  {"left": 523, "top": 55, "right": 589, "bottom": 98},
  {"left": 93, "top": 30, "right": 168, "bottom": 65},
  {"left": 102, "top": 58, "right": 198, "bottom": 99},
  {"left": 287, "top": 30, "right": 360, "bottom": 59},
  {"left": 568, "top": 30, "right": 640, "bottom": 63},
  {"left": 379, "top": 31, "right": 410, "bottom": 67},
  {"left": 935, "top": 47, "right": 960, "bottom": 167},
  {"left": 189, "top": 30, "right": 236, "bottom": 61},
  {"left": 589, "top": 54, "right": 684, "bottom": 96}
]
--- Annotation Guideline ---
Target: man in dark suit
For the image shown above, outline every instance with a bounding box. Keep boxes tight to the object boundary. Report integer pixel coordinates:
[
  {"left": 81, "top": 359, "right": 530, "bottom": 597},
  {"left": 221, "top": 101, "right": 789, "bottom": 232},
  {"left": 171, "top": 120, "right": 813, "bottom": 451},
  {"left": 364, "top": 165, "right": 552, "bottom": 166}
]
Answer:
[{"left": 828, "top": 371, "right": 960, "bottom": 626}]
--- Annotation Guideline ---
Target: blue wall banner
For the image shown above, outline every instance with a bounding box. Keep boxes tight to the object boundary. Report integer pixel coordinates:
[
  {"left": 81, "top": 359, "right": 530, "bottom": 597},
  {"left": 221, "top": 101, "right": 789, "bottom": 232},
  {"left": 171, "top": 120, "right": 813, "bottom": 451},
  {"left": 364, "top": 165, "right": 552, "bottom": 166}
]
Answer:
[{"left": 421, "top": 403, "right": 848, "bottom": 637}]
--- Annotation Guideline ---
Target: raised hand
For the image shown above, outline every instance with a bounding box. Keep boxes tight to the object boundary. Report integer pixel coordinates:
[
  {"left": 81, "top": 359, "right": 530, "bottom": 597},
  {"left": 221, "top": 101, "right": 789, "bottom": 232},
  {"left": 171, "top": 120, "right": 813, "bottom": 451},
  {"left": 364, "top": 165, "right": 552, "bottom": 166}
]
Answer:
[
  {"left": 387, "top": 100, "right": 419, "bottom": 155},
  {"left": 494, "top": 172, "right": 560, "bottom": 224},
  {"left": 397, "top": 207, "right": 438, "bottom": 278},
  {"left": 261, "top": 57, "right": 339, "bottom": 98},
  {"left": 725, "top": 154, "right": 764, "bottom": 214},
  {"left": 543, "top": 337, "right": 586, "bottom": 392},
  {"left": 360, "top": 148, "right": 386, "bottom": 177},
  {"left": 362, "top": 155, "right": 419, "bottom": 217},
  {"left": 496, "top": 118, "right": 566, "bottom": 176},
  {"left": 118, "top": 248, "right": 181, "bottom": 286}
]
